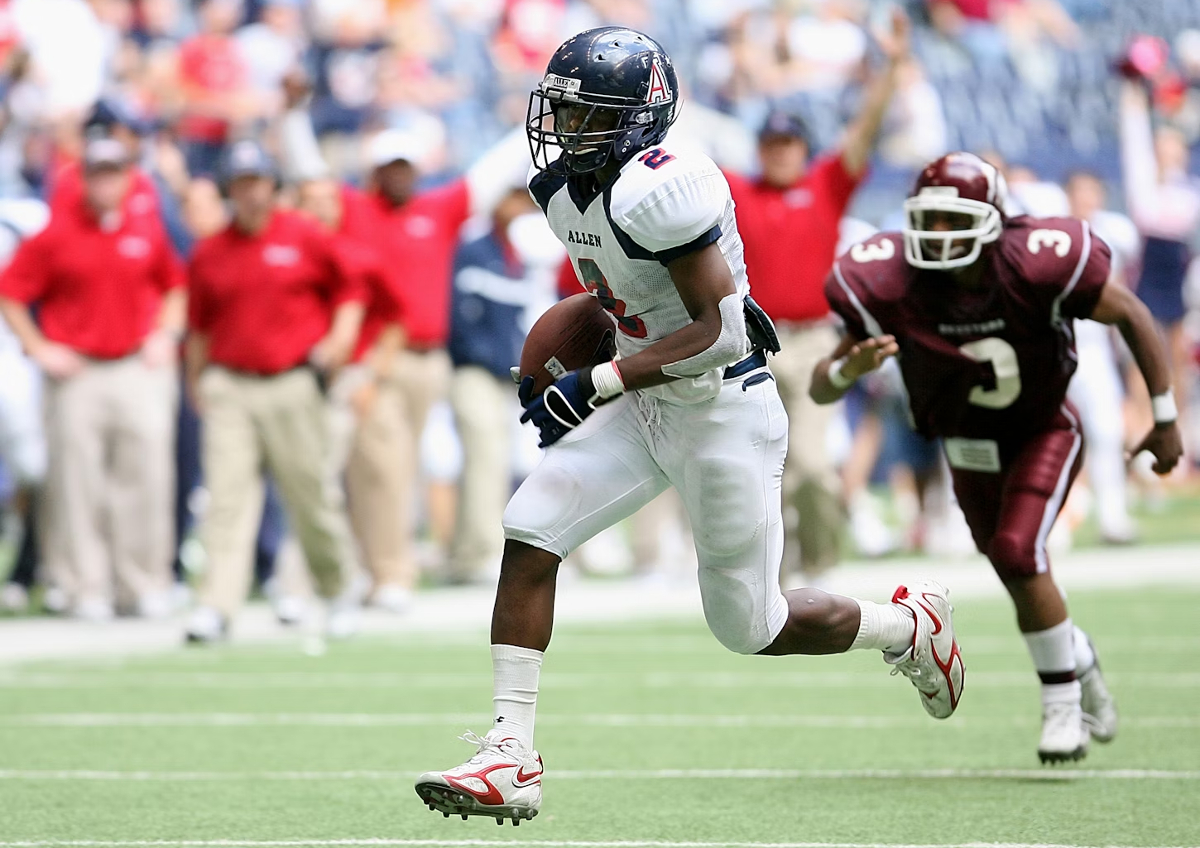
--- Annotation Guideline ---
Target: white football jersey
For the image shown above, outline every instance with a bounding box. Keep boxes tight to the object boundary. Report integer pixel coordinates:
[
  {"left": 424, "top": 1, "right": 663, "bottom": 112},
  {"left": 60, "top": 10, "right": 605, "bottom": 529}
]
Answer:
[{"left": 530, "top": 147, "right": 750, "bottom": 403}]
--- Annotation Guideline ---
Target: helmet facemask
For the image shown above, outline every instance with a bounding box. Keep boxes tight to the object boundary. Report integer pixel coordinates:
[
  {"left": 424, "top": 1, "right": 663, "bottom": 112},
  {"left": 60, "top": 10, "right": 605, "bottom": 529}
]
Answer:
[
  {"left": 526, "top": 67, "right": 678, "bottom": 176},
  {"left": 902, "top": 189, "right": 1002, "bottom": 270}
]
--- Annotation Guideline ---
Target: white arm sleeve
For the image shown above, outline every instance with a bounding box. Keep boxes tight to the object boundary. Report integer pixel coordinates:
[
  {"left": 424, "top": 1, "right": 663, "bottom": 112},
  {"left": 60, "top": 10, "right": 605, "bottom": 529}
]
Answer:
[
  {"left": 1118, "top": 82, "right": 1158, "bottom": 229},
  {"left": 465, "top": 126, "right": 534, "bottom": 218},
  {"left": 279, "top": 107, "right": 330, "bottom": 182},
  {"left": 660, "top": 291, "right": 748, "bottom": 378}
]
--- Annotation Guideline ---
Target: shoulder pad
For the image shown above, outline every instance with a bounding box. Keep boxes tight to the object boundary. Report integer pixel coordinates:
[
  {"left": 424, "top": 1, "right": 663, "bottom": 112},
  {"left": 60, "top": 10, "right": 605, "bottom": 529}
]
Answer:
[
  {"left": 608, "top": 148, "right": 728, "bottom": 255},
  {"left": 998, "top": 216, "right": 1098, "bottom": 286}
]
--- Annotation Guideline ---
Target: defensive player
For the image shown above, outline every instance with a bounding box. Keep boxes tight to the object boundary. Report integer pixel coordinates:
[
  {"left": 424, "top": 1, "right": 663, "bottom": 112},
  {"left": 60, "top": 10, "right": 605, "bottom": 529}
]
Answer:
[
  {"left": 415, "top": 27, "right": 965, "bottom": 825},
  {"left": 812, "top": 152, "right": 1183, "bottom": 763}
]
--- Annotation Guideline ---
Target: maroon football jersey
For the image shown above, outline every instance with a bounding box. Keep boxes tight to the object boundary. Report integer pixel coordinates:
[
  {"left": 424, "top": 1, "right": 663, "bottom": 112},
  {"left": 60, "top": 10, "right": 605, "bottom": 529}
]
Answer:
[{"left": 825, "top": 216, "right": 1112, "bottom": 441}]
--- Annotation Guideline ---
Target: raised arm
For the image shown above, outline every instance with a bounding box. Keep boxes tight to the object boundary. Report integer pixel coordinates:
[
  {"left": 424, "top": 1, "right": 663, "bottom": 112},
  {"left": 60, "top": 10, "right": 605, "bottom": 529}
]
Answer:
[{"left": 840, "top": 8, "right": 911, "bottom": 177}]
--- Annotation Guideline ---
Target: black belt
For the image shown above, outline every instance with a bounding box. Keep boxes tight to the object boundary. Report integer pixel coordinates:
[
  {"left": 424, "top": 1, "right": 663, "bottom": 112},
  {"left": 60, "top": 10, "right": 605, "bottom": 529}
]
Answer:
[{"left": 724, "top": 349, "right": 767, "bottom": 380}]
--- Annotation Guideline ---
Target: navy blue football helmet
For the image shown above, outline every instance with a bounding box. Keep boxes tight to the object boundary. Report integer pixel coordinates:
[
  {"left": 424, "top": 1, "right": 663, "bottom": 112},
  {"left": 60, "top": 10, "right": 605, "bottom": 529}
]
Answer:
[{"left": 527, "top": 27, "right": 680, "bottom": 176}]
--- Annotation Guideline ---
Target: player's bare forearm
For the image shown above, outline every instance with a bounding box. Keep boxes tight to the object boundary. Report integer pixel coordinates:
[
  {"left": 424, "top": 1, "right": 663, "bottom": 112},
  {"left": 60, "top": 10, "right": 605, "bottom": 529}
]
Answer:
[
  {"left": 157, "top": 288, "right": 187, "bottom": 337},
  {"left": 1090, "top": 280, "right": 1183, "bottom": 473},
  {"left": 810, "top": 332, "right": 900, "bottom": 405},
  {"left": 1090, "top": 281, "right": 1171, "bottom": 396},
  {"left": 612, "top": 243, "right": 740, "bottom": 392}
]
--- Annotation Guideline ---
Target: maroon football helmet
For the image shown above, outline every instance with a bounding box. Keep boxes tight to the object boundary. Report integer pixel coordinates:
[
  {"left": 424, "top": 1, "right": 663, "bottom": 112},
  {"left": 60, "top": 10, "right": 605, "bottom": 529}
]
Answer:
[{"left": 903, "top": 152, "right": 1008, "bottom": 270}]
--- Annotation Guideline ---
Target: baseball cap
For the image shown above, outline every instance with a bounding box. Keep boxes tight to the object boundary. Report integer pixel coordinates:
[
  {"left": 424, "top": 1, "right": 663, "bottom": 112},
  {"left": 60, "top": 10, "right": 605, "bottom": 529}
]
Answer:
[
  {"left": 221, "top": 139, "right": 279, "bottom": 183},
  {"left": 367, "top": 129, "right": 427, "bottom": 169},
  {"left": 758, "top": 110, "right": 811, "bottom": 146},
  {"left": 83, "top": 135, "right": 131, "bottom": 171}
]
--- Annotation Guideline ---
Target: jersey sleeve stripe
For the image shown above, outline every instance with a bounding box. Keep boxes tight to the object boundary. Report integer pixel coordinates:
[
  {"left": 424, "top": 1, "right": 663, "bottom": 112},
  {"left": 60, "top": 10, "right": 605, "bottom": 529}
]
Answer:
[
  {"left": 529, "top": 170, "right": 566, "bottom": 215},
  {"left": 832, "top": 262, "right": 884, "bottom": 337},
  {"left": 654, "top": 224, "right": 722, "bottom": 265},
  {"left": 1050, "top": 219, "right": 1092, "bottom": 327}
]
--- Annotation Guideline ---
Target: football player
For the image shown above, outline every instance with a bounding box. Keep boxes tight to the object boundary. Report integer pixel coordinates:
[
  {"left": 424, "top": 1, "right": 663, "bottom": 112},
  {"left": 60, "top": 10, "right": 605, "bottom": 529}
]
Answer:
[
  {"left": 415, "top": 27, "right": 965, "bottom": 825},
  {"left": 812, "top": 152, "right": 1184, "bottom": 763}
]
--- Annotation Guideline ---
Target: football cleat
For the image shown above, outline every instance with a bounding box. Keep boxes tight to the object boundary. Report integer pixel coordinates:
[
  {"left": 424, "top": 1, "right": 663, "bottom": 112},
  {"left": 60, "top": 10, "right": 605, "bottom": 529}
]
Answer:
[
  {"left": 885, "top": 581, "right": 965, "bottom": 719},
  {"left": 1038, "top": 700, "right": 1089, "bottom": 764},
  {"left": 415, "top": 730, "right": 542, "bottom": 826},
  {"left": 1079, "top": 639, "right": 1118, "bottom": 743}
]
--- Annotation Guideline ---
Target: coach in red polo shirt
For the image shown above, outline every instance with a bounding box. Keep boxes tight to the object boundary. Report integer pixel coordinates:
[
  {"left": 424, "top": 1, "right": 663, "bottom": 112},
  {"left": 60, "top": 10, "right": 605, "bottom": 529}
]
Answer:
[
  {"left": 183, "top": 140, "right": 366, "bottom": 643},
  {"left": 725, "top": 12, "right": 910, "bottom": 582},
  {"left": 0, "top": 135, "right": 185, "bottom": 620}
]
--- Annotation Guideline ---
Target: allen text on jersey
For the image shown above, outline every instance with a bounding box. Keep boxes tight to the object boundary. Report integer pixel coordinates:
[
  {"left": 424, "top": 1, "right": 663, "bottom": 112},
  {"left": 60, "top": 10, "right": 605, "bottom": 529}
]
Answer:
[{"left": 567, "top": 230, "right": 603, "bottom": 248}]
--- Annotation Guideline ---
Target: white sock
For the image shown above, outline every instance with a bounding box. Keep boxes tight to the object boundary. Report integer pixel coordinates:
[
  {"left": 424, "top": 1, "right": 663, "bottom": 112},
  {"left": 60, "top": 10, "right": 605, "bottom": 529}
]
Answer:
[
  {"left": 1042, "top": 679, "right": 1082, "bottom": 709},
  {"left": 850, "top": 599, "right": 915, "bottom": 655},
  {"left": 1073, "top": 625, "right": 1096, "bottom": 672},
  {"left": 1023, "top": 619, "right": 1077, "bottom": 685},
  {"left": 491, "top": 644, "right": 543, "bottom": 749}
]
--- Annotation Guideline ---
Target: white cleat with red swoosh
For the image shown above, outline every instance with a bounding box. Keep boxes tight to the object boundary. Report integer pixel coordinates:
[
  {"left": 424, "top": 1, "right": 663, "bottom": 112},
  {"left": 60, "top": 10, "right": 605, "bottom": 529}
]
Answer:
[
  {"left": 415, "top": 730, "right": 542, "bottom": 825},
  {"left": 885, "top": 581, "right": 965, "bottom": 719}
]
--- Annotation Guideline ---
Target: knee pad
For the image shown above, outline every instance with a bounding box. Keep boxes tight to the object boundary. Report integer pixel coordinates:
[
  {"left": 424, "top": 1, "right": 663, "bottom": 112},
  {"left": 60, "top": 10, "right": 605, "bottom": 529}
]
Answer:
[{"left": 698, "top": 568, "right": 786, "bottom": 655}]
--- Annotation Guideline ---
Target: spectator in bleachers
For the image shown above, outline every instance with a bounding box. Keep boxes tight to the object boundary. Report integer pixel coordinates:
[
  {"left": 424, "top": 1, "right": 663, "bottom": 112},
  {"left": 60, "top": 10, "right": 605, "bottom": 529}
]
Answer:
[
  {"left": 235, "top": 0, "right": 307, "bottom": 117},
  {"left": 308, "top": 0, "right": 390, "bottom": 178},
  {"left": 295, "top": 175, "right": 411, "bottom": 612},
  {"left": 177, "top": 0, "right": 259, "bottom": 177},
  {"left": 877, "top": 57, "right": 948, "bottom": 169},
  {"left": 0, "top": 133, "right": 184, "bottom": 620},
  {"left": 1120, "top": 77, "right": 1200, "bottom": 463},
  {"left": 723, "top": 8, "right": 910, "bottom": 583},
  {"left": 183, "top": 140, "right": 364, "bottom": 642}
]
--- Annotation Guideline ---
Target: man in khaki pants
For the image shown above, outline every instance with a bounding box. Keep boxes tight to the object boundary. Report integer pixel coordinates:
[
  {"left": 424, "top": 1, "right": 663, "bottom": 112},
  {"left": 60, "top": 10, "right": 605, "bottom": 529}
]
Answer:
[
  {"left": 296, "top": 177, "right": 410, "bottom": 611},
  {"left": 183, "top": 141, "right": 365, "bottom": 642},
  {"left": 0, "top": 136, "right": 184, "bottom": 619}
]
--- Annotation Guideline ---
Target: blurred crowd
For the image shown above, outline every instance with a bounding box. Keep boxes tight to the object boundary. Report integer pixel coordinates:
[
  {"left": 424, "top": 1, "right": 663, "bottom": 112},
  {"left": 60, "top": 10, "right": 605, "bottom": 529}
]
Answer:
[{"left": 1, "top": 0, "right": 1199, "bottom": 634}]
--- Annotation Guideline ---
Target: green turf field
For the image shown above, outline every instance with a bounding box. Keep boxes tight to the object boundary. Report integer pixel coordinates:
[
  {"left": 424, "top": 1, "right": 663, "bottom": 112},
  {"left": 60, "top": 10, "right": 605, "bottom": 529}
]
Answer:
[{"left": 0, "top": 587, "right": 1198, "bottom": 848}]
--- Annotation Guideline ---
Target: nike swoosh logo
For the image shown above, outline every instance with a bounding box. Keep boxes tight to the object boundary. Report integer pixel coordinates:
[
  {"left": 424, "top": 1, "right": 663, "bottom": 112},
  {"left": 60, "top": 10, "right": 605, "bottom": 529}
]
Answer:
[
  {"left": 514, "top": 766, "right": 542, "bottom": 785},
  {"left": 916, "top": 596, "right": 943, "bottom": 635}
]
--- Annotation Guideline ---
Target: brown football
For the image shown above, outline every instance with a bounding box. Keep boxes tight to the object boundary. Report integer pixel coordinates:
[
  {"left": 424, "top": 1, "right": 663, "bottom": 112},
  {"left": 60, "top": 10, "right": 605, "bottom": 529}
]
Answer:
[{"left": 519, "top": 293, "right": 617, "bottom": 395}]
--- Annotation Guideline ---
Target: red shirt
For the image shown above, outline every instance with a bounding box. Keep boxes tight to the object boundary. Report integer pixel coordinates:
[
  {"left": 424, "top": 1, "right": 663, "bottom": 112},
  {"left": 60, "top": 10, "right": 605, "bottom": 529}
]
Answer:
[
  {"left": 726, "top": 154, "right": 862, "bottom": 323},
  {"left": 0, "top": 197, "right": 184, "bottom": 359},
  {"left": 340, "top": 180, "right": 470, "bottom": 349},
  {"left": 188, "top": 210, "right": 365, "bottom": 374},
  {"left": 178, "top": 34, "right": 247, "bottom": 143},
  {"left": 332, "top": 235, "right": 403, "bottom": 364}
]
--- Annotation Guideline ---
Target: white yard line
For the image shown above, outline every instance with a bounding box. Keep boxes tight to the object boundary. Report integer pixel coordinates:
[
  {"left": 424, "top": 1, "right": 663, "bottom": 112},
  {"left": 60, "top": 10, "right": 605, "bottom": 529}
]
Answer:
[
  {"left": 2, "top": 543, "right": 1198, "bottom": 665},
  {"left": 1, "top": 841, "right": 1196, "bottom": 848},
  {"left": 2, "top": 712, "right": 1198, "bottom": 729},
  {"left": 0, "top": 768, "right": 1197, "bottom": 781},
  {"left": 2, "top": 671, "right": 1198, "bottom": 689}
]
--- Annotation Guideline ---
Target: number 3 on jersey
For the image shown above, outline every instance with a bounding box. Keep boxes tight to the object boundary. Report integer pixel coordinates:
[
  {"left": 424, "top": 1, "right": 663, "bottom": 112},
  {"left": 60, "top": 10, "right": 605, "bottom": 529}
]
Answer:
[{"left": 577, "top": 258, "right": 648, "bottom": 338}]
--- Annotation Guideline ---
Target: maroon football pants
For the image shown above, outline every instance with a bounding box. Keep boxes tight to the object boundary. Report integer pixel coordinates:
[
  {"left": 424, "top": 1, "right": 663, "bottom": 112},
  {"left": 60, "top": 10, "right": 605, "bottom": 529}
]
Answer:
[{"left": 949, "top": 406, "right": 1085, "bottom": 580}]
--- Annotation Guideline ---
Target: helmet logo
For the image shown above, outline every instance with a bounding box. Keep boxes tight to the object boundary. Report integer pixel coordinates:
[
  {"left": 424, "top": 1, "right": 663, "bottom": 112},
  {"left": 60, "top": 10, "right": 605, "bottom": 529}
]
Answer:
[
  {"left": 646, "top": 57, "right": 672, "bottom": 104},
  {"left": 542, "top": 74, "right": 582, "bottom": 98}
]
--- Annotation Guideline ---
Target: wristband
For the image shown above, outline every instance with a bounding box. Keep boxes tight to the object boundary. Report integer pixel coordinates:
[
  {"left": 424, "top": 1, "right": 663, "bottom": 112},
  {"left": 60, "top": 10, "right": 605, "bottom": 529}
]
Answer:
[
  {"left": 1151, "top": 391, "right": 1177, "bottom": 425},
  {"left": 590, "top": 359, "right": 626, "bottom": 400},
  {"left": 827, "top": 356, "right": 853, "bottom": 390}
]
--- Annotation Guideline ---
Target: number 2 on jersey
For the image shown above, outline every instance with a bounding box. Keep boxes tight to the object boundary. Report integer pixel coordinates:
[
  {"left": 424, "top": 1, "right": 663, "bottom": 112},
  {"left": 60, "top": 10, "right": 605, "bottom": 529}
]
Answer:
[
  {"left": 958, "top": 337, "right": 1021, "bottom": 409},
  {"left": 577, "top": 258, "right": 648, "bottom": 338}
]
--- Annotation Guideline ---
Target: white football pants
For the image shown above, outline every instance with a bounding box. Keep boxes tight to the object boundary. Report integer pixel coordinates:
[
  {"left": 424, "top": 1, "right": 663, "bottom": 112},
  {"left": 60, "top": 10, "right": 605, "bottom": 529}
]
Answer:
[{"left": 504, "top": 365, "right": 790, "bottom": 654}]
